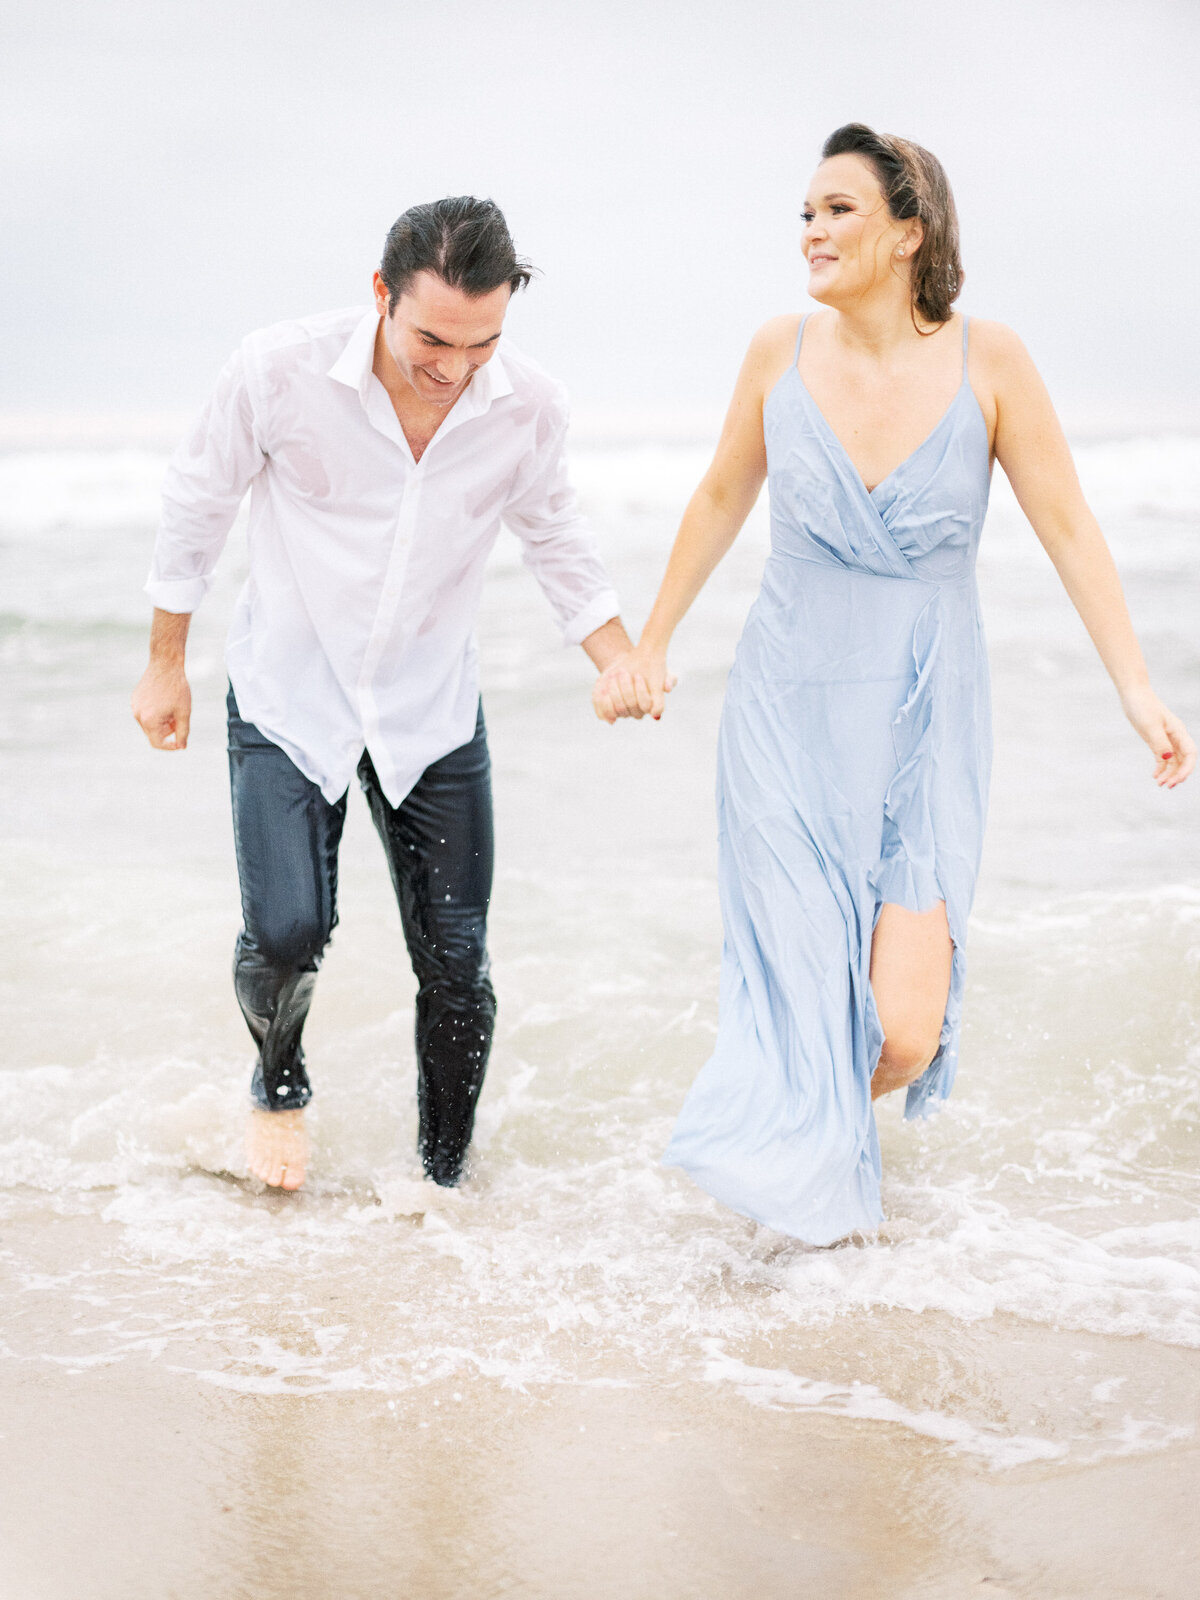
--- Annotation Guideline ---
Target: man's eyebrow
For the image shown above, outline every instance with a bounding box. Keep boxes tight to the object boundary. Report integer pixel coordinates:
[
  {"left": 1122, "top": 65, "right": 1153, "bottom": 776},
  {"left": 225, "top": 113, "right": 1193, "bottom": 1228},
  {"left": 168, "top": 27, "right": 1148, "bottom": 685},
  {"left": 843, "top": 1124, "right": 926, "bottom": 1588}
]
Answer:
[{"left": 415, "top": 328, "right": 503, "bottom": 347}]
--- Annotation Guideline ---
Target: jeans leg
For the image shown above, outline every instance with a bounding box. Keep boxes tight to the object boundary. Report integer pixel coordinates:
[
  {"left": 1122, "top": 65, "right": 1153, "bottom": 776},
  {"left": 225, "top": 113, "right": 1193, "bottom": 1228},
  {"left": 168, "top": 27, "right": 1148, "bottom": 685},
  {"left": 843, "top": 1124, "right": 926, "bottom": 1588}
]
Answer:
[
  {"left": 228, "top": 686, "right": 348, "bottom": 1111},
  {"left": 359, "top": 704, "right": 495, "bottom": 1183}
]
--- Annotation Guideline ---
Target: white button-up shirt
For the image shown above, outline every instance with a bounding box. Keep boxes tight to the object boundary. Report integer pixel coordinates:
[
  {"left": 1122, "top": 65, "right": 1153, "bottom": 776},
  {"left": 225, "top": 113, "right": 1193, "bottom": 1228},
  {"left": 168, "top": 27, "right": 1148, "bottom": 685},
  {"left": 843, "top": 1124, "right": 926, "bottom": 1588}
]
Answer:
[{"left": 145, "top": 306, "right": 619, "bottom": 804}]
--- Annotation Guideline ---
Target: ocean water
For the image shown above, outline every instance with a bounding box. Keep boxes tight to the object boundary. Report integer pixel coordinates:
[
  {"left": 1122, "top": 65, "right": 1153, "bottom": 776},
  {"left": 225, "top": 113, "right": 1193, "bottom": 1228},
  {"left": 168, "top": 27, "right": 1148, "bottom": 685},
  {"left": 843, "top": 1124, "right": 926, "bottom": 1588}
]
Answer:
[{"left": 1, "top": 431, "right": 1198, "bottom": 1478}]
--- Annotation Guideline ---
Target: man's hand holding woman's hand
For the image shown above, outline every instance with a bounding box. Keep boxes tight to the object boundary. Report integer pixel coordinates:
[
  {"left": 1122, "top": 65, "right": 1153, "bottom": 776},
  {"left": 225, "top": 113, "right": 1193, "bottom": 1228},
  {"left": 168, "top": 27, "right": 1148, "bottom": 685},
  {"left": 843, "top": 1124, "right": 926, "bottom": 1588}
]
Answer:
[{"left": 592, "top": 646, "right": 676, "bottom": 725}]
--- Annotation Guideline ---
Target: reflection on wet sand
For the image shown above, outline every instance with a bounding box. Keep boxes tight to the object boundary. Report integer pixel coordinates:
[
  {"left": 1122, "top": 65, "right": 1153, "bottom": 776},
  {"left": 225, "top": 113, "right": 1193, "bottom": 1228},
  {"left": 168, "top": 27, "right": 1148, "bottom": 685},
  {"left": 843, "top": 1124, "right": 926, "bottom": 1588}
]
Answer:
[{"left": 3, "top": 1357, "right": 1199, "bottom": 1598}]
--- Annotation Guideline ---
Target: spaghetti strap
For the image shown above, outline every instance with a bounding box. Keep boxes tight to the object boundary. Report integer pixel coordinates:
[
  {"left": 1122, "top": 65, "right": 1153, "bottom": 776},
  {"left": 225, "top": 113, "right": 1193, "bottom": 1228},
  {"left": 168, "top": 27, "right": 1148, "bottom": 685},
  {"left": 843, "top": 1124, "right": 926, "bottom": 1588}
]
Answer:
[
  {"left": 961, "top": 314, "right": 970, "bottom": 375},
  {"left": 793, "top": 314, "right": 810, "bottom": 365}
]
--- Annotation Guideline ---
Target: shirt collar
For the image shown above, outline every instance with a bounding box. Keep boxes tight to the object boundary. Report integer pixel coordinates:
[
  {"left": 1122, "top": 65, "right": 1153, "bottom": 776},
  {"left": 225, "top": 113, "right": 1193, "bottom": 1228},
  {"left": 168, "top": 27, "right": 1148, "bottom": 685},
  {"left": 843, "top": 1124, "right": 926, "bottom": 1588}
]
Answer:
[
  {"left": 328, "top": 309, "right": 514, "bottom": 417},
  {"left": 327, "top": 310, "right": 380, "bottom": 397}
]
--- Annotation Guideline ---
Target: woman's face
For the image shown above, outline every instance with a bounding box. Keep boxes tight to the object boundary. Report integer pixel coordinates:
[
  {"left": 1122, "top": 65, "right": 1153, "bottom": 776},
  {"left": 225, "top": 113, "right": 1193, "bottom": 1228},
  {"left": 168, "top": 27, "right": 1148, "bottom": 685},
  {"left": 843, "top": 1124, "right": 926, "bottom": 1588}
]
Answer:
[{"left": 801, "top": 153, "right": 917, "bottom": 308}]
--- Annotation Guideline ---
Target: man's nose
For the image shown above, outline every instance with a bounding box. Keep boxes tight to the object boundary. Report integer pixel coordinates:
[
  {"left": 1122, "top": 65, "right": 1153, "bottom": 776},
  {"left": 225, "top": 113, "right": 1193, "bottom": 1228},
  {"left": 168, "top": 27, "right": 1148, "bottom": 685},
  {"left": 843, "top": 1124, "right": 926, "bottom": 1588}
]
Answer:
[{"left": 437, "top": 352, "right": 470, "bottom": 382}]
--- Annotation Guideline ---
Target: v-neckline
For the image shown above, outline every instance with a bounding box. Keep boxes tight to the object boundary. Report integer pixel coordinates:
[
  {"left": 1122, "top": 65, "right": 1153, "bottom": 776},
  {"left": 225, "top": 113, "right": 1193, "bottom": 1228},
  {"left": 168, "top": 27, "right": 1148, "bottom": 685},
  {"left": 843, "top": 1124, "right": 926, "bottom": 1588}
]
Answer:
[
  {"left": 782, "top": 311, "right": 970, "bottom": 500},
  {"left": 789, "top": 363, "right": 967, "bottom": 500}
]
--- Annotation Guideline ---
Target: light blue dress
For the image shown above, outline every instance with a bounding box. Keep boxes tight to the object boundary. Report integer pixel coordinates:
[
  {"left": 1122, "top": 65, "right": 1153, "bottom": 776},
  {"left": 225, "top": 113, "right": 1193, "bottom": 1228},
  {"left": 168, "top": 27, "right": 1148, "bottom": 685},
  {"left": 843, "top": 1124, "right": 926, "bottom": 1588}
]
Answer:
[{"left": 665, "top": 315, "right": 992, "bottom": 1244}]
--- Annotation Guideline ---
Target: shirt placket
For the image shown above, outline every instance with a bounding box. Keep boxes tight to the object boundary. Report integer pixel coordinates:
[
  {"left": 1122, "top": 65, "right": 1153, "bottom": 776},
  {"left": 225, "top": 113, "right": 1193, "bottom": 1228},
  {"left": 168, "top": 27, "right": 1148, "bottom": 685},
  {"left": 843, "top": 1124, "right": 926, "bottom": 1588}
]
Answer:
[{"left": 355, "top": 465, "right": 423, "bottom": 759}]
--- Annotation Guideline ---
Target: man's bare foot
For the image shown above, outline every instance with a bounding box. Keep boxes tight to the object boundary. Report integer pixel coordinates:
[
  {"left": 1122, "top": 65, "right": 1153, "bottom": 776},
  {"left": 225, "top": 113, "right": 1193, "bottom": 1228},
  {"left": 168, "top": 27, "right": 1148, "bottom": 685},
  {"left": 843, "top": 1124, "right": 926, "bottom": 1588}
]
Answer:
[{"left": 246, "top": 1107, "right": 308, "bottom": 1190}]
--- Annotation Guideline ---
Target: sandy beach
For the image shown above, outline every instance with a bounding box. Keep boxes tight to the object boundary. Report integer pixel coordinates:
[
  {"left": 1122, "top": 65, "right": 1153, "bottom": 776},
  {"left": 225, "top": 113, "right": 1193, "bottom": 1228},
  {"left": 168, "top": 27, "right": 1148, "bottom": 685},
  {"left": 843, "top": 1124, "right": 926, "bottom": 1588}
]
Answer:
[{"left": 3, "top": 1341, "right": 1198, "bottom": 1599}]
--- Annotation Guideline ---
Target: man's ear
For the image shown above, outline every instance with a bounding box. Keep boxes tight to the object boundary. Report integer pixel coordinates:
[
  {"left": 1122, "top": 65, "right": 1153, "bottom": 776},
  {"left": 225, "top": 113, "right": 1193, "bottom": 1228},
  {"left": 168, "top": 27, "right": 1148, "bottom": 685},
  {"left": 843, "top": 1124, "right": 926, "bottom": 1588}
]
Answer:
[{"left": 372, "top": 270, "right": 392, "bottom": 317}]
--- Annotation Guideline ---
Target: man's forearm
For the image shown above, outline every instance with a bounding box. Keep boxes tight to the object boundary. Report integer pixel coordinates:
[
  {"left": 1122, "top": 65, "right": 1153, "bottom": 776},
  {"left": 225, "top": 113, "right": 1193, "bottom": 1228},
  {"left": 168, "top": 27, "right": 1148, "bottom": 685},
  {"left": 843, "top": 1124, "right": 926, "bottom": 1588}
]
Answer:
[
  {"left": 149, "top": 607, "right": 192, "bottom": 665},
  {"left": 580, "top": 617, "right": 632, "bottom": 673},
  {"left": 133, "top": 609, "right": 194, "bottom": 750}
]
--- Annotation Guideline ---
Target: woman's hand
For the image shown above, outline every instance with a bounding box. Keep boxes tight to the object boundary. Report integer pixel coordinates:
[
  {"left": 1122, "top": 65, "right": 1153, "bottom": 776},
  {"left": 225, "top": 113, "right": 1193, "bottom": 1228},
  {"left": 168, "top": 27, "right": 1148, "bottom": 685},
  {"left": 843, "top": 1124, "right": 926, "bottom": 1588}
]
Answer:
[
  {"left": 1120, "top": 684, "right": 1196, "bottom": 788},
  {"left": 592, "top": 646, "right": 676, "bottom": 724}
]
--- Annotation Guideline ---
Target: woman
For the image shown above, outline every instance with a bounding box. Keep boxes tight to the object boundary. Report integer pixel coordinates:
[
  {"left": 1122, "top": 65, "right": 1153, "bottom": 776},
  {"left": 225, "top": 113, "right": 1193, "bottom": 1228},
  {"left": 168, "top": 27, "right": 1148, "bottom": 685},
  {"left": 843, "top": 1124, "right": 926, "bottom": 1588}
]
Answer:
[{"left": 593, "top": 123, "right": 1195, "bottom": 1246}]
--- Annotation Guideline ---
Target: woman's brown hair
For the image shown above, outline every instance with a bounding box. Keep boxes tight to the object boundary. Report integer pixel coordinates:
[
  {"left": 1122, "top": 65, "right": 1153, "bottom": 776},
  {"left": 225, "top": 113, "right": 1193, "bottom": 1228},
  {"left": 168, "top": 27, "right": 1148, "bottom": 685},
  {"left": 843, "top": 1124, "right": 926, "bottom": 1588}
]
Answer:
[{"left": 821, "top": 123, "right": 963, "bottom": 330}]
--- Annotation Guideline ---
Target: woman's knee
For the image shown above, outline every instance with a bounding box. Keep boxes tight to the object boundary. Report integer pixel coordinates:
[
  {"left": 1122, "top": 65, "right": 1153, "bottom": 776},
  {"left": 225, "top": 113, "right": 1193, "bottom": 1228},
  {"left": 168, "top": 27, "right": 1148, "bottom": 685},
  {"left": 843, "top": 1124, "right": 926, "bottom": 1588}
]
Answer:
[{"left": 877, "top": 1027, "right": 940, "bottom": 1085}]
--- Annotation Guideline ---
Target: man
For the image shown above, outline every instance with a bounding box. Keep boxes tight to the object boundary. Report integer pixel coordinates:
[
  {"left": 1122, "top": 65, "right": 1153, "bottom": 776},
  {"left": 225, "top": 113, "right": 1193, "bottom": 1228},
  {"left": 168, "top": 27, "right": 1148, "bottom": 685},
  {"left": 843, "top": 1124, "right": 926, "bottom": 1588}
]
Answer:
[{"left": 132, "top": 196, "right": 629, "bottom": 1191}]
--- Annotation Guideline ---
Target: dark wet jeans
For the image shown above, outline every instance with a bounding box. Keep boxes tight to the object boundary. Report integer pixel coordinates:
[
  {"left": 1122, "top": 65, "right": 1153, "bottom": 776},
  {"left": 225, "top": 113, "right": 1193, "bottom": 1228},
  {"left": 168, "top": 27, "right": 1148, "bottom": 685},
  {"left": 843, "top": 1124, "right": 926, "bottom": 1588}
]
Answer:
[{"left": 227, "top": 687, "right": 495, "bottom": 1185}]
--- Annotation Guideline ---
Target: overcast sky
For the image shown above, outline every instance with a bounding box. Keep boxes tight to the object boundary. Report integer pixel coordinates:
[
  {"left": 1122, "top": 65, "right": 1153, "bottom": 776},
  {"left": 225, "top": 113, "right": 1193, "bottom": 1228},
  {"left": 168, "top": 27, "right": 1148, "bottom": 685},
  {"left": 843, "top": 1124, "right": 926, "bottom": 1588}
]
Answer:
[{"left": 4, "top": 0, "right": 1198, "bottom": 431}]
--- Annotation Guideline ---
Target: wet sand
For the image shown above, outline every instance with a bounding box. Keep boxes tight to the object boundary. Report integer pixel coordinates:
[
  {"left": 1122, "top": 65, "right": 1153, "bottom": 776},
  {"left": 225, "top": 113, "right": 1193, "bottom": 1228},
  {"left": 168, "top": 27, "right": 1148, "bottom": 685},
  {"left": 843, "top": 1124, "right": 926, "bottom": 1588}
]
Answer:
[{"left": 2, "top": 1352, "right": 1198, "bottom": 1599}]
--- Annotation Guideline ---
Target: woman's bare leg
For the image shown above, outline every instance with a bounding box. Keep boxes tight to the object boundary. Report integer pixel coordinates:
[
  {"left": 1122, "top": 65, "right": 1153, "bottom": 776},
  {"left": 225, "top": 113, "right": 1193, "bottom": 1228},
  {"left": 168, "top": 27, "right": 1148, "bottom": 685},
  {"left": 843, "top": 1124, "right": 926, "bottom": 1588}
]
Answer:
[{"left": 869, "top": 901, "right": 953, "bottom": 1100}]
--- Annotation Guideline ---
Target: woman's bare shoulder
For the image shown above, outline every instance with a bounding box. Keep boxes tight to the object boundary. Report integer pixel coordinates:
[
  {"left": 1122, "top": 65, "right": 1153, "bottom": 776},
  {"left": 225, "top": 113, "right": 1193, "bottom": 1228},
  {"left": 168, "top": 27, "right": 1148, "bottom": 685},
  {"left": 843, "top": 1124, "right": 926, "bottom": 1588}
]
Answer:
[
  {"left": 740, "top": 312, "right": 818, "bottom": 391},
  {"left": 966, "top": 317, "right": 1032, "bottom": 367},
  {"left": 748, "top": 312, "right": 811, "bottom": 359}
]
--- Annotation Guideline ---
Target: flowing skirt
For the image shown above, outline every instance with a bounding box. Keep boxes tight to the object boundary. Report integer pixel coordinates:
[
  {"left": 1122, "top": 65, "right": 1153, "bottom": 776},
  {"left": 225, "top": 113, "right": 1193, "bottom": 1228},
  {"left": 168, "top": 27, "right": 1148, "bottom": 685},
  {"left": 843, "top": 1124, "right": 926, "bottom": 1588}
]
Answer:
[{"left": 664, "top": 556, "right": 990, "bottom": 1244}]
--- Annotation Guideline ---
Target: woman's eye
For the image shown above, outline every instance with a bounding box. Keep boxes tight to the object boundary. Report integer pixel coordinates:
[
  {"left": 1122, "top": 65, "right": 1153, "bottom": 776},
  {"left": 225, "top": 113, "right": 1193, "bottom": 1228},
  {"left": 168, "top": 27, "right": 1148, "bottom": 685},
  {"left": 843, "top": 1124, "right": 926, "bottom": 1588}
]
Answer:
[{"left": 801, "top": 210, "right": 815, "bottom": 223}]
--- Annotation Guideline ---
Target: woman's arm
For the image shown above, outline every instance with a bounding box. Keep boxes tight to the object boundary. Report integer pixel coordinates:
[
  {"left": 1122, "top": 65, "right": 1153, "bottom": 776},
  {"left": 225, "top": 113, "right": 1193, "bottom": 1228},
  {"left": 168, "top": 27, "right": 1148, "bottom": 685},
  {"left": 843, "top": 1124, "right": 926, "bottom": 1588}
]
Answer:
[
  {"left": 982, "top": 322, "right": 1195, "bottom": 787},
  {"left": 593, "top": 319, "right": 791, "bottom": 723}
]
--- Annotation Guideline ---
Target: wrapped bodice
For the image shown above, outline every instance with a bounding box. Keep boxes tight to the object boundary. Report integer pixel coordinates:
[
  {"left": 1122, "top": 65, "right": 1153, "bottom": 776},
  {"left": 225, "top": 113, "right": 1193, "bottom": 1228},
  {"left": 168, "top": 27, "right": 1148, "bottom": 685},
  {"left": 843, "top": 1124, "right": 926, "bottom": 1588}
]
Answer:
[{"left": 762, "top": 320, "right": 991, "bottom": 584}]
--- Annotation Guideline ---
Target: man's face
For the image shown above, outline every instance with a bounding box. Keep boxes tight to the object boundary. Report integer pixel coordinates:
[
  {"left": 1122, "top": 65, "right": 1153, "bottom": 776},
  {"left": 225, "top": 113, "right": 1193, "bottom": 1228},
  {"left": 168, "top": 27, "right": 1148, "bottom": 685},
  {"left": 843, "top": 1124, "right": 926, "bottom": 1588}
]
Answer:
[{"left": 372, "top": 269, "right": 511, "bottom": 409}]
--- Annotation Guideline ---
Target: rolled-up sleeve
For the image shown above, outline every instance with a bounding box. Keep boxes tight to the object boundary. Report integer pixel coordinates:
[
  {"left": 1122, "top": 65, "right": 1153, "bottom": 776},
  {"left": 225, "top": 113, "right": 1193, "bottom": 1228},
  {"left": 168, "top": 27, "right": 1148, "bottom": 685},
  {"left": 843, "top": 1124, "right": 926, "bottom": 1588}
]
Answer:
[
  {"left": 502, "top": 402, "right": 619, "bottom": 646},
  {"left": 144, "top": 347, "right": 266, "bottom": 613}
]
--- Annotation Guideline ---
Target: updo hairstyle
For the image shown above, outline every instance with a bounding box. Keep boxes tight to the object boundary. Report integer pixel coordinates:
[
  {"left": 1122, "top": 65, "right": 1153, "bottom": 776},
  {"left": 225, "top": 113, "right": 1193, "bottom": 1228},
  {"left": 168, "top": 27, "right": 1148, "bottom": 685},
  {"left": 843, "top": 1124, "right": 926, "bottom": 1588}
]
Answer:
[{"left": 821, "top": 123, "right": 963, "bottom": 328}]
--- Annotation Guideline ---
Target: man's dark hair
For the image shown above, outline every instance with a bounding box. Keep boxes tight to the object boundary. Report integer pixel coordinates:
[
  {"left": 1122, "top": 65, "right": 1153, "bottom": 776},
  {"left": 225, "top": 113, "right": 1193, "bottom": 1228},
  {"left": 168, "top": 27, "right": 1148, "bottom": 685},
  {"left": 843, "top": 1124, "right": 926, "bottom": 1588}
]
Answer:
[{"left": 379, "top": 196, "right": 535, "bottom": 312}]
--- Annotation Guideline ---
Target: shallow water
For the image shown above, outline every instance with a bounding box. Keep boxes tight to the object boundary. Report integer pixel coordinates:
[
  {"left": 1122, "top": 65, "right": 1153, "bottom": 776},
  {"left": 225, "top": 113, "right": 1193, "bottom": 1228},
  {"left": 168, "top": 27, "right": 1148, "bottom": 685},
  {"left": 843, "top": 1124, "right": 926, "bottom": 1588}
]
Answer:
[{"left": 1, "top": 433, "right": 1199, "bottom": 1592}]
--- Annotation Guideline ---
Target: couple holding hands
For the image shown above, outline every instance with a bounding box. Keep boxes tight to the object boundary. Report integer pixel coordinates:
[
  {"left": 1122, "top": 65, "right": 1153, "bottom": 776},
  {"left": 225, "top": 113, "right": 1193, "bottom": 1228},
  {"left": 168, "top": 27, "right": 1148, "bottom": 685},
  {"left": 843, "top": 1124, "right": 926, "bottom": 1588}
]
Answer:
[{"left": 133, "top": 125, "right": 1193, "bottom": 1246}]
